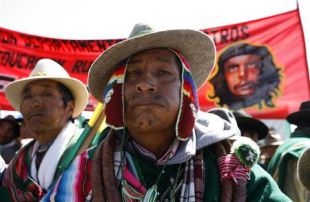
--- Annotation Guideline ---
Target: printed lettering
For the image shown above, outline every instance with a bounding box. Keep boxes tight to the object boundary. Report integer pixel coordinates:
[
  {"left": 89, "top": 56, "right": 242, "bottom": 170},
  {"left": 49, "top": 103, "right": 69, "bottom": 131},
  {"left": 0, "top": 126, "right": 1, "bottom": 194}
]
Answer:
[{"left": 72, "top": 60, "right": 92, "bottom": 73}]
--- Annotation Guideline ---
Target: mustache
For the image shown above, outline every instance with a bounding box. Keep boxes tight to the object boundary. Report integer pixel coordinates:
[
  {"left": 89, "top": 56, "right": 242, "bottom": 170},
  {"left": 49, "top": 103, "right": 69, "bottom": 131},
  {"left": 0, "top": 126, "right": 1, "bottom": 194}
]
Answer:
[
  {"left": 233, "top": 81, "right": 257, "bottom": 90},
  {"left": 26, "top": 109, "right": 47, "bottom": 119},
  {"left": 126, "top": 94, "right": 170, "bottom": 108}
]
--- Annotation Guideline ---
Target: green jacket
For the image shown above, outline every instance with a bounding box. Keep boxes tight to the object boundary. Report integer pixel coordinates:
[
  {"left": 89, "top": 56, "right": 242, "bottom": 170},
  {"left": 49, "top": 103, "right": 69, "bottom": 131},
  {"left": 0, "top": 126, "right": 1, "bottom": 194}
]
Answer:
[{"left": 133, "top": 146, "right": 291, "bottom": 201}]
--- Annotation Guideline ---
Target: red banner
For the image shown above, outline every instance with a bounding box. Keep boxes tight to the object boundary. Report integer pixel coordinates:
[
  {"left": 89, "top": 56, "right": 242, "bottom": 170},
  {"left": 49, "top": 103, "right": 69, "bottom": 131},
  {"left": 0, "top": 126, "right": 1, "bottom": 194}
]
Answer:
[
  {"left": 0, "top": 9, "right": 309, "bottom": 118},
  {"left": 198, "top": 9, "right": 310, "bottom": 119},
  {"left": 0, "top": 28, "right": 123, "bottom": 110}
]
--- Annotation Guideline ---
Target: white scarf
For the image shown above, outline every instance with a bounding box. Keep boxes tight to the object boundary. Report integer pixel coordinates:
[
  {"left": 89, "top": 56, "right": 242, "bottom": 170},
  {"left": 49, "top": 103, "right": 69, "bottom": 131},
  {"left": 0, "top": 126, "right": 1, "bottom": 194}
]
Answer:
[{"left": 30, "top": 122, "right": 77, "bottom": 189}]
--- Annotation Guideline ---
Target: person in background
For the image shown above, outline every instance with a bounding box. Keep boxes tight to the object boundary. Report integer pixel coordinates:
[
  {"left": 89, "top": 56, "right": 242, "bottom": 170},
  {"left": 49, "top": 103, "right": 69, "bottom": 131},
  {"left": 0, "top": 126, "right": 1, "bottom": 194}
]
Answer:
[
  {"left": 0, "top": 154, "right": 6, "bottom": 182},
  {"left": 43, "top": 24, "right": 290, "bottom": 201},
  {"left": 268, "top": 100, "right": 310, "bottom": 202},
  {"left": 258, "top": 128, "right": 283, "bottom": 170},
  {"left": 0, "top": 115, "right": 21, "bottom": 163},
  {"left": 0, "top": 58, "right": 89, "bottom": 201},
  {"left": 233, "top": 110, "right": 268, "bottom": 142}
]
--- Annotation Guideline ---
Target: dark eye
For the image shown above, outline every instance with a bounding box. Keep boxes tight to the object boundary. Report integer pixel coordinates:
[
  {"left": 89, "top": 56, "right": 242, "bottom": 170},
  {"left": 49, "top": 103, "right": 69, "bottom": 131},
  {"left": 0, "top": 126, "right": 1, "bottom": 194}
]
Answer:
[
  {"left": 41, "top": 91, "right": 53, "bottom": 97},
  {"left": 22, "top": 93, "right": 32, "bottom": 100},
  {"left": 225, "top": 65, "right": 238, "bottom": 72},
  {"left": 158, "top": 70, "right": 171, "bottom": 75},
  {"left": 246, "top": 61, "right": 259, "bottom": 69},
  {"left": 127, "top": 70, "right": 139, "bottom": 75},
  {"left": 126, "top": 69, "right": 141, "bottom": 81}
]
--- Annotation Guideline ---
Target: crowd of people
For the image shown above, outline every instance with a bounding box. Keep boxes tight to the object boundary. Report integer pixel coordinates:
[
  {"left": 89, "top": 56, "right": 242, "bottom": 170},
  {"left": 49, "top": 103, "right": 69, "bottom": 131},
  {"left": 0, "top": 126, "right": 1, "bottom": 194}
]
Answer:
[{"left": 0, "top": 23, "right": 309, "bottom": 201}]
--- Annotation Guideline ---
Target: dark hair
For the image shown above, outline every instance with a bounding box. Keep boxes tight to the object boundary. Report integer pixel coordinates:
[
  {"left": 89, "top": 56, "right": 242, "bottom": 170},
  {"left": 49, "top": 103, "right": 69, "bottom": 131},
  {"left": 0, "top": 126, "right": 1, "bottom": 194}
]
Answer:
[
  {"left": 57, "top": 83, "right": 75, "bottom": 121},
  {"left": 209, "top": 42, "right": 281, "bottom": 110}
]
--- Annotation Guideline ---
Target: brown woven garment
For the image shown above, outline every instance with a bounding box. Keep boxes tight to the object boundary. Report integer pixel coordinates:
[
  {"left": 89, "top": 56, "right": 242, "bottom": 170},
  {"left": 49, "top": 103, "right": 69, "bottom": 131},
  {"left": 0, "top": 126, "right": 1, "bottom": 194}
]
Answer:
[
  {"left": 91, "top": 130, "right": 121, "bottom": 202},
  {"left": 212, "top": 139, "right": 247, "bottom": 202}
]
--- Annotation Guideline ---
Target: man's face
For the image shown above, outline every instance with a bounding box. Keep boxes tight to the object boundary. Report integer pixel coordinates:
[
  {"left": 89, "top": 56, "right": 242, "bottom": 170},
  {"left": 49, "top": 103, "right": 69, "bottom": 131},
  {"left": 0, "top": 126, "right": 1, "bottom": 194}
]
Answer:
[
  {"left": 223, "top": 54, "right": 260, "bottom": 97},
  {"left": 20, "top": 80, "right": 73, "bottom": 136},
  {"left": 124, "top": 49, "right": 181, "bottom": 134},
  {"left": 0, "top": 121, "right": 16, "bottom": 144}
]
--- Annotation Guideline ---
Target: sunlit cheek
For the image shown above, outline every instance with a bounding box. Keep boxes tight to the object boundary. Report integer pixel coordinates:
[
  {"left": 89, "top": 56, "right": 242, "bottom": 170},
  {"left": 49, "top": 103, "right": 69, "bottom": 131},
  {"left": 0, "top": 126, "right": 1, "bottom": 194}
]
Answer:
[
  {"left": 248, "top": 71, "right": 260, "bottom": 81},
  {"left": 225, "top": 75, "right": 236, "bottom": 90}
]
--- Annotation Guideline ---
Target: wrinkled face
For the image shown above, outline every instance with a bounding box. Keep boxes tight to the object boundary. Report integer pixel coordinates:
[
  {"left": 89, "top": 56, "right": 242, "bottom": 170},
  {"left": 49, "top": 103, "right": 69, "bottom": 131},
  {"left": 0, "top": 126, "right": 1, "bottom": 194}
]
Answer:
[
  {"left": 224, "top": 54, "right": 260, "bottom": 97},
  {"left": 20, "top": 80, "right": 73, "bottom": 135},
  {"left": 0, "top": 121, "right": 16, "bottom": 144},
  {"left": 124, "top": 49, "right": 181, "bottom": 134}
]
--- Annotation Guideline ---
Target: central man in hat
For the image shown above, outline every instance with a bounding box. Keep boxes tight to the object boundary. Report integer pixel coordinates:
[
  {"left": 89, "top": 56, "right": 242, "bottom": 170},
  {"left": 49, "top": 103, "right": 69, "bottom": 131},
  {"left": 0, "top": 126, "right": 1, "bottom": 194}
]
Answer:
[
  {"left": 43, "top": 24, "right": 290, "bottom": 201},
  {"left": 0, "top": 59, "right": 89, "bottom": 201}
]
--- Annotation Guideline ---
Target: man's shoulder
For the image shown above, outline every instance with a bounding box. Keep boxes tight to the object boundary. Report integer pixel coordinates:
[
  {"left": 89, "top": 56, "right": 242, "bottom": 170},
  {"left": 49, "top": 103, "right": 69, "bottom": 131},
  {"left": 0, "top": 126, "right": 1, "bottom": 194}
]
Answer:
[
  {"left": 195, "top": 111, "right": 239, "bottom": 149},
  {"left": 276, "top": 137, "right": 310, "bottom": 158}
]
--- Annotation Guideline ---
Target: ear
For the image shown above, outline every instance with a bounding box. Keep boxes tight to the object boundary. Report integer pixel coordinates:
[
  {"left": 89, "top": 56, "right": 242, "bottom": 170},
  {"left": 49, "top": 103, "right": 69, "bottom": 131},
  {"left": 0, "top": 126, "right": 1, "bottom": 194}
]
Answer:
[{"left": 66, "top": 101, "right": 74, "bottom": 118}]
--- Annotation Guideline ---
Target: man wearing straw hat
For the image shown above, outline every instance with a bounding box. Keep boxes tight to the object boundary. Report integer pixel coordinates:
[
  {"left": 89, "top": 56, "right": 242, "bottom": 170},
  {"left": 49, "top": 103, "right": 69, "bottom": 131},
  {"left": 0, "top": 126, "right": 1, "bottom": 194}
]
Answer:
[
  {"left": 44, "top": 24, "right": 289, "bottom": 201},
  {"left": 268, "top": 100, "right": 310, "bottom": 201},
  {"left": 0, "top": 58, "right": 89, "bottom": 201}
]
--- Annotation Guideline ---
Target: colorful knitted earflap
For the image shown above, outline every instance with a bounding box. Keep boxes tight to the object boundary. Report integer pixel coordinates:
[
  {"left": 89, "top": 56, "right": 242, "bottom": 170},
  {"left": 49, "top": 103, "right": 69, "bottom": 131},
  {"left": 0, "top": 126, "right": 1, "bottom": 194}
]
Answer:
[
  {"left": 102, "top": 64, "right": 126, "bottom": 129},
  {"left": 172, "top": 49, "right": 199, "bottom": 140},
  {"left": 102, "top": 50, "right": 199, "bottom": 141}
]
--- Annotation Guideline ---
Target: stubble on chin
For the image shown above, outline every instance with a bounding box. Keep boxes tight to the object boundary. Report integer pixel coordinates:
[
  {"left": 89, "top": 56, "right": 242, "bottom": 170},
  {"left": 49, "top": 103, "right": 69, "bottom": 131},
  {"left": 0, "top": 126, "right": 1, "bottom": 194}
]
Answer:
[{"left": 126, "top": 110, "right": 160, "bottom": 132}]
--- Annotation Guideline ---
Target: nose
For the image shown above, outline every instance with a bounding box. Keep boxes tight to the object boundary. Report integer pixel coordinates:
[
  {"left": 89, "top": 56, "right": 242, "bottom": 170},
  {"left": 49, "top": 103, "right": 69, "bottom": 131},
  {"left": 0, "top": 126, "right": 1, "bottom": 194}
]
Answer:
[
  {"left": 30, "top": 95, "right": 43, "bottom": 107},
  {"left": 135, "top": 73, "right": 156, "bottom": 93},
  {"left": 238, "top": 65, "right": 248, "bottom": 79}
]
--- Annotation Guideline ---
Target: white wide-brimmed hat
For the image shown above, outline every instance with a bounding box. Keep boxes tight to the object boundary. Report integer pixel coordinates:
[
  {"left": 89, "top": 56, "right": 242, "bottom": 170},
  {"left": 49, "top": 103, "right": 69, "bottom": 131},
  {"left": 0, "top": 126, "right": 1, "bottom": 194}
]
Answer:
[
  {"left": 5, "top": 59, "right": 89, "bottom": 118},
  {"left": 88, "top": 23, "right": 216, "bottom": 102}
]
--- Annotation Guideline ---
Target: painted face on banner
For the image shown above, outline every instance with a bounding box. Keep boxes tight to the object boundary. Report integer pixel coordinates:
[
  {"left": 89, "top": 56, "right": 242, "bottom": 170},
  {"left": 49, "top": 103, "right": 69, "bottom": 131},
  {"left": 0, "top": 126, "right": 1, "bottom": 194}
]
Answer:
[{"left": 223, "top": 54, "right": 260, "bottom": 97}]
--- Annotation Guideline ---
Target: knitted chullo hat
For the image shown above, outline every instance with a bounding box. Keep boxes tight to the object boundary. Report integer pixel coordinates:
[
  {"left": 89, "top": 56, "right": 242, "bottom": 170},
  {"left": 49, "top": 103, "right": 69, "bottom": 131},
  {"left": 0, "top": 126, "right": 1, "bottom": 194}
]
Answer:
[{"left": 88, "top": 23, "right": 216, "bottom": 140}]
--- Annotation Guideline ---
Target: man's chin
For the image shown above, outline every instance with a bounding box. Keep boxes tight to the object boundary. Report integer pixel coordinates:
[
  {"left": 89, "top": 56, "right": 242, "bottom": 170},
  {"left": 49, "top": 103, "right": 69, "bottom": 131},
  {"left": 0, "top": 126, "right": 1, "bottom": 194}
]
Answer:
[{"left": 127, "top": 116, "right": 160, "bottom": 131}]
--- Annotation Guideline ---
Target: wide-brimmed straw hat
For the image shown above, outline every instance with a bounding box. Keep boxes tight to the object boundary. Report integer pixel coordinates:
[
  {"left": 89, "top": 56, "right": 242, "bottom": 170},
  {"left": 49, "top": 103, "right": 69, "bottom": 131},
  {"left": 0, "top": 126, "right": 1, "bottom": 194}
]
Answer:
[
  {"left": 233, "top": 111, "right": 268, "bottom": 140},
  {"left": 5, "top": 59, "right": 89, "bottom": 118},
  {"left": 88, "top": 23, "right": 216, "bottom": 102},
  {"left": 287, "top": 101, "right": 310, "bottom": 126},
  {"left": 297, "top": 147, "right": 310, "bottom": 191}
]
